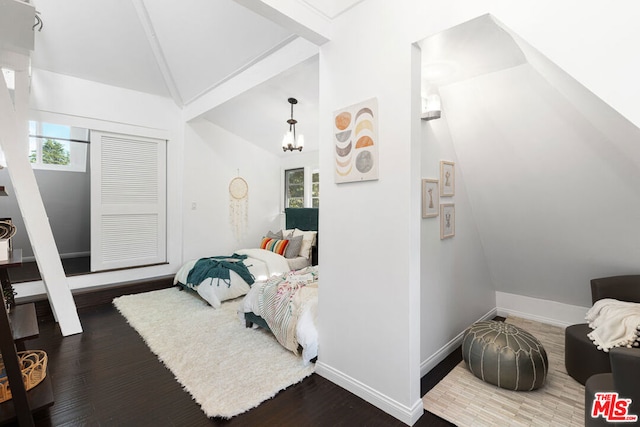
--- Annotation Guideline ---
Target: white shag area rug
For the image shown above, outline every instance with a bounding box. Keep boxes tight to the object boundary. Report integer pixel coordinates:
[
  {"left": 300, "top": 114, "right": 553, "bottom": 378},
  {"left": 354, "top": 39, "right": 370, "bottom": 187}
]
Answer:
[
  {"left": 422, "top": 316, "right": 585, "bottom": 427},
  {"left": 113, "top": 287, "right": 315, "bottom": 418}
]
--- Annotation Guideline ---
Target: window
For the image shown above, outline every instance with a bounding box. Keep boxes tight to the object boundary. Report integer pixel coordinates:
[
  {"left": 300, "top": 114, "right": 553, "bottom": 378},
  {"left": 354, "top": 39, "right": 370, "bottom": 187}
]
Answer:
[
  {"left": 312, "top": 171, "right": 319, "bottom": 208},
  {"left": 284, "top": 167, "right": 320, "bottom": 209},
  {"left": 285, "top": 168, "right": 304, "bottom": 208},
  {"left": 29, "top": 121, "right": 89, "bottom": 172}
]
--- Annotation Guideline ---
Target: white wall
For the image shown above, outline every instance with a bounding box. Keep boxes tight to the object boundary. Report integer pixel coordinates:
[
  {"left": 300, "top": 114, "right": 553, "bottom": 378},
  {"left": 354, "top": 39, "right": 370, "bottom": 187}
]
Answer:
[
  {"left": 419, "top": 115, "right": 496, "bottom": 370},
  {"left": 316, "top": 4, "right": 423, "bottom": 424},
  {"left": 30, "top": 69, "right": 179, "bottom": 131},
  {"left": 280, "top": 149, "right": 319, "bottom": 172},
  {"left": 182, "top": 119, "right": 282, "bottom": 260}
]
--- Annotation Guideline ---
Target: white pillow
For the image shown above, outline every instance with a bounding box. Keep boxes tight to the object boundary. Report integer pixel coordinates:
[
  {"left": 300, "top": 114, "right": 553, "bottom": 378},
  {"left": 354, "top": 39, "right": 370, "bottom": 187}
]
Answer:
[
  {"left": 293, "top": 228, "right": 317, "bottom": 245},
  {"left": 292, "top": 228, "right": 317, "bottom": 259}
]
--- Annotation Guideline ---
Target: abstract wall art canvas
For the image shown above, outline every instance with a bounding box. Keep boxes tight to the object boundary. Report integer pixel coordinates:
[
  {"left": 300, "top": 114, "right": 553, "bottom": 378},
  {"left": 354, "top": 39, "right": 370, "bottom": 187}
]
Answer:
[{"left": 333, "top": 98, "right": 379, "bottom": 183}]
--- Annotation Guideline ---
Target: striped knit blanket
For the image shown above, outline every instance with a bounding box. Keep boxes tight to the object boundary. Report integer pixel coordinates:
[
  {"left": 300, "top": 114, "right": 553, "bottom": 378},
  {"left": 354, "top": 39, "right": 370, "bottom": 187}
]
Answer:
[{"left": 257, "top": 267, "right": 318, "bottom": 354}]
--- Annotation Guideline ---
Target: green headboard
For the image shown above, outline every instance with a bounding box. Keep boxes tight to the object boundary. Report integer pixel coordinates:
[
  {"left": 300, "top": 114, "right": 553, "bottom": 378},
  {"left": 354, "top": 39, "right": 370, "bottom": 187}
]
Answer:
[
  {"left": 285, "top": 208, "right": 318, "bottom": 265},
  {"left": 285, "top": 208, "right": 319, "bottom": 232}
]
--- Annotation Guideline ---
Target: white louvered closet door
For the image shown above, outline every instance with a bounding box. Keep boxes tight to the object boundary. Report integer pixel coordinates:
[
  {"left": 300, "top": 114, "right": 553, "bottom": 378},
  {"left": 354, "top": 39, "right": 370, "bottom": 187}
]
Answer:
[{"left": 90, "top": 131, "right": 167, "bottom": 272}]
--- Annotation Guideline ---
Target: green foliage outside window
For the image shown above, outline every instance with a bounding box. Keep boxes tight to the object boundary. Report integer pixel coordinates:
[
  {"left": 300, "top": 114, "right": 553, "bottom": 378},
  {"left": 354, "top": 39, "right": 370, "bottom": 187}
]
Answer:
[
  {"left": 285, "top": 168, "right": 304, "bottom": 208},
  {"left": 30, "top": 138, "right": 70, "bottom": 165},
  {"left": 288, "top": 198, "right": 304, "bottom": 208},
  {"left": 285, "top": 169, "right": 320, "bottom": 208},
  {"left": 312, "top": 172, "right": 319, "bottom": 208}
]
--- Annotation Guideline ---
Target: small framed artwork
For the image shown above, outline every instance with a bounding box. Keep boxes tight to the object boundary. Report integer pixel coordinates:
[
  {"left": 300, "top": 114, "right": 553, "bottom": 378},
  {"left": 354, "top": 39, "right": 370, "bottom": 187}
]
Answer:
[
  {"left": 440, "top": 161, "right": 455, "bottom": 197},
  {"left": 440, "top": 203, "right": 455, "bottom": 239},
  {"left": 421, "top": 179, "right": 439, "bottom": 218}
]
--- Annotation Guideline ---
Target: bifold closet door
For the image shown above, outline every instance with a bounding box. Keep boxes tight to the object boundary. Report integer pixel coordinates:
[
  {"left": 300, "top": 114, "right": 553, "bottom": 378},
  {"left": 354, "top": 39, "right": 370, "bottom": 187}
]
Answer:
[{"left": 90, "top": 131, "right": 167, "bottom": 272}]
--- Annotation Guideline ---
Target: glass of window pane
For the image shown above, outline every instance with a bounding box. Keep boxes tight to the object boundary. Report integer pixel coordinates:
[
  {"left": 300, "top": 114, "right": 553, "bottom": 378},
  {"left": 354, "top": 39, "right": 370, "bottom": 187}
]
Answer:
[{"left": 41, "top": 138, "right": 71, "bottom": 165}]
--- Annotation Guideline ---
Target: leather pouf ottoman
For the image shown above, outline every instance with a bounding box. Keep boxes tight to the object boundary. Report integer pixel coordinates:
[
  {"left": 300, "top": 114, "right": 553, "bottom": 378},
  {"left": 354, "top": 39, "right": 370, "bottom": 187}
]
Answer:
[{"left": 462, "top": 320, "right": 548, "bottom": 391}]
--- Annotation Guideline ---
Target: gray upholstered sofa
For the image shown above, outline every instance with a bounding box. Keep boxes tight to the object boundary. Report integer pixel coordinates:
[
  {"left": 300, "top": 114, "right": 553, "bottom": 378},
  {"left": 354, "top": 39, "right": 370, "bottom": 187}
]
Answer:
[{"left": 564, "top": 275, "right": 640, "bottom": 385}]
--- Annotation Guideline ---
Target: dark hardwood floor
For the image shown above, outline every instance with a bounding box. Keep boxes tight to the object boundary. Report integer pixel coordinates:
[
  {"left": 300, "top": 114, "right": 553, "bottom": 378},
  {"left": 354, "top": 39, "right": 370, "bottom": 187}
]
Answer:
[{"left": 7, "top": 284, "right": 459, "bottom": 426}]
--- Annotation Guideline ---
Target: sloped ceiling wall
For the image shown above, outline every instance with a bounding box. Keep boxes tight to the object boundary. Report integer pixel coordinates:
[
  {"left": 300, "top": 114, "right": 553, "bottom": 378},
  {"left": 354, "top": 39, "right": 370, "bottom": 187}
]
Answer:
[
  {"left": 424, "top": 15, "right": 640, "bottom": 307},
  {"left": 29, "top": 0, "right": 295, "bottom": 103}
]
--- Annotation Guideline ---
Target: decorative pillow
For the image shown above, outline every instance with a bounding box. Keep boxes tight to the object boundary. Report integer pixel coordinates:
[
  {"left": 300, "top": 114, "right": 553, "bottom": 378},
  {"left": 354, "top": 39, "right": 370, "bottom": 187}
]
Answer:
[
  {"left": 283, "top": 235, "right": 304, "bottom": 259},
  {"left": 293, "top": 228, "right": 317, "bottom": 259},
  {"left": 293, "top": 228, "right": 318, "bottom": 246},
  {"left": 266, "top": 230, "right": 283, "bottom": 240},
  {"left": 260, "top": 237, "right": 289, "bottom": 256}
]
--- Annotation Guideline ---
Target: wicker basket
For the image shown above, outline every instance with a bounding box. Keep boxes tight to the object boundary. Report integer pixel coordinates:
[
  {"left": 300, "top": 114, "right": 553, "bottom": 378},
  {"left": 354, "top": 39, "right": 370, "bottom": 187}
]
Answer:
[{"left": 0, "top": 350, "right": 48, "bottom": 403}]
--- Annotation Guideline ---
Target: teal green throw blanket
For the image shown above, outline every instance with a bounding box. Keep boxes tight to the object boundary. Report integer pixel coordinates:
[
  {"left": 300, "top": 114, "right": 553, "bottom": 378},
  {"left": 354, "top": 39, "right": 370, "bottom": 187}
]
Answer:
[{"left": 186, "top": 254, "right": 255, "bottom": 288}]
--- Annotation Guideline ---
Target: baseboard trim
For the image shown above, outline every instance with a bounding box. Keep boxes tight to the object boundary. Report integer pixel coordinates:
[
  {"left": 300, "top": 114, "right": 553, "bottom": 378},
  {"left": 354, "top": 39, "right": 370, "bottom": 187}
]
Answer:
[
  {"left": 495, "top": 291, "right": 589, "bottom": 327},
  {"left": 420, "top": 307, "right": 497, "bottom": 377},
  {"left": 316, "top": 362, "right": 424, "bottom": 426}
]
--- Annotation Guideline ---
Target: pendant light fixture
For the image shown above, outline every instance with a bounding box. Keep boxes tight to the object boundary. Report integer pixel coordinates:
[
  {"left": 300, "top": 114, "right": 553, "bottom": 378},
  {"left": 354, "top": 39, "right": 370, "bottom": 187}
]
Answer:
[{"left": 282, "top": 97, "right": 304, "bottom": 152}]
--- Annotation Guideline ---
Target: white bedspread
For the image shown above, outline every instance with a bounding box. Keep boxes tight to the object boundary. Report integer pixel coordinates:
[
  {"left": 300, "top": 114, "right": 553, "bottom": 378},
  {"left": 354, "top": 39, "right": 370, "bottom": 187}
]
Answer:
[
  {"left": 173, "top": 248, "right": 290, "bottom": 309},
  {"left": 240, "top": 266, "right": 318, "bottom": 365},
  {"left": 585, "top": 298, "right": 640, "bottom": 351}
]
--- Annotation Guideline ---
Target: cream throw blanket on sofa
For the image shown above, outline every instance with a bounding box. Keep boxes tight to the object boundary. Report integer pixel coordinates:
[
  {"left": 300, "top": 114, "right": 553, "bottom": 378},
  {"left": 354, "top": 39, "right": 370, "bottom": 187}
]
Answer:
[{"left": 585, "top": 298, "right": 640, "bottom": 351}]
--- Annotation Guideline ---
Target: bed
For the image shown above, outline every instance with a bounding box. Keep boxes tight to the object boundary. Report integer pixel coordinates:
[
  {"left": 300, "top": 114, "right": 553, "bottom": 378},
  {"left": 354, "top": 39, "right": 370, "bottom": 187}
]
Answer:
[
  {"left": 173, "top": 248, "right": 290, "bottom": 308},
  {"left": 240, "top": 265, "right": 318, "bottom": 364},
  {"left": 240, "top": 208, "right": 319, "bottom": 364},
  {"left": 173, "top": 208, "right": 318, "bottom": 310}
]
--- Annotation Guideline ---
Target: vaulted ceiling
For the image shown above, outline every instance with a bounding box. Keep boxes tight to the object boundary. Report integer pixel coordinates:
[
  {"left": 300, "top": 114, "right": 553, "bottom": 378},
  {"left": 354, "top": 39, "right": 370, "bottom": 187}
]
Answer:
[
  {"left": 26, "top": 0, "right": 348, "bottom": 156},
  {"left": 30, "top": 0, "right": 298, "bottom": 103}
]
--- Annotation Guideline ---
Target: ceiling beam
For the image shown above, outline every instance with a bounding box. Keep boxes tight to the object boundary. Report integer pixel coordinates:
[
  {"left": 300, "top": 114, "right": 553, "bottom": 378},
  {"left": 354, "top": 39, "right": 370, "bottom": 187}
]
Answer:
[
  {"left": 183, "top": 36, "right": 318, "bottom": 122},
  {"left": 131, "top": 0, "right": 184, "bottom": 106},
  {"left": 235, "top": 0, "right": 331, "bottom": 45},
  {"left": 183, "top": 34, "right": 298, "bottom": 106}
]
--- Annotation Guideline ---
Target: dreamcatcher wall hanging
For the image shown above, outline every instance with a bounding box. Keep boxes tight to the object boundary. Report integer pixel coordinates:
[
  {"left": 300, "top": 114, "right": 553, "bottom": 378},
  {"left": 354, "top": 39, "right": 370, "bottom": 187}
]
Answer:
[{"left": 229, "top": 176, "right": 248, "bottom": 242}]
